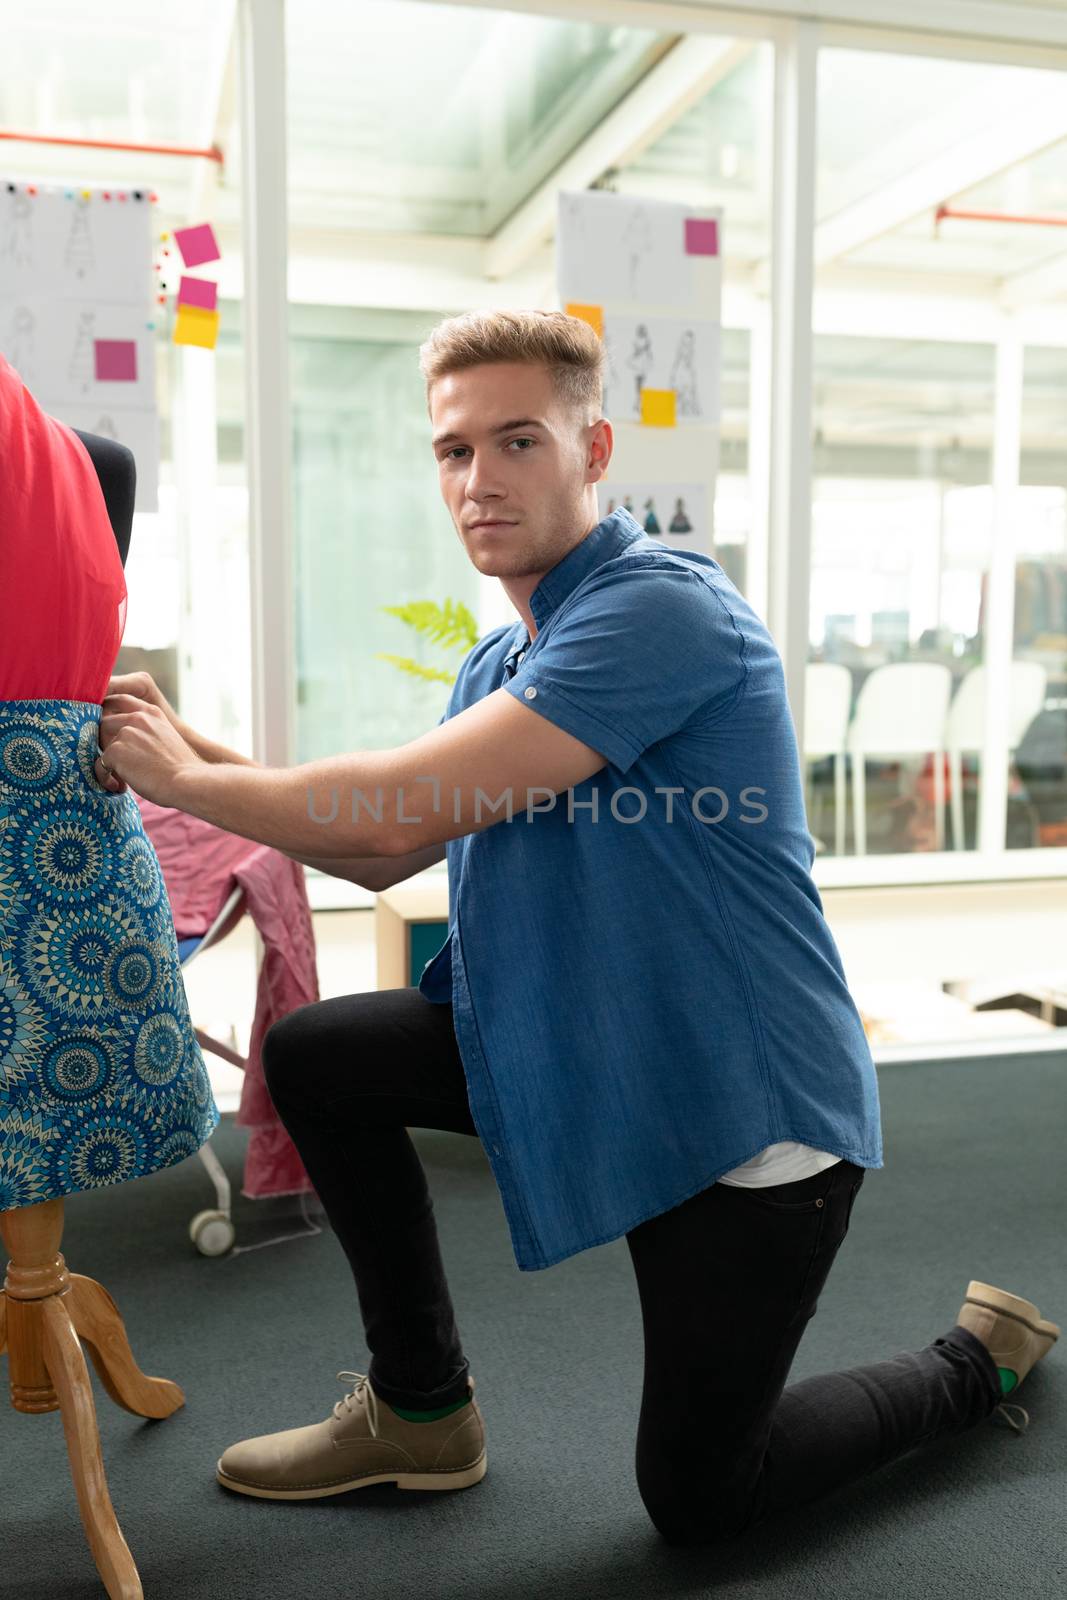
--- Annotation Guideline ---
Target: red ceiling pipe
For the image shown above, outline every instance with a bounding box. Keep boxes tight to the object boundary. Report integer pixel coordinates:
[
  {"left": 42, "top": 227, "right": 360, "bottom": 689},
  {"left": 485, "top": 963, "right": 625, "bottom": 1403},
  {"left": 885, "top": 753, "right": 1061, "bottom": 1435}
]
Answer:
[
  {"left": 936, "top": 203, "right": 1067, "bottom": 228},
  {"left": 0, "top": 129, "right": 223, "bottom": 165}
]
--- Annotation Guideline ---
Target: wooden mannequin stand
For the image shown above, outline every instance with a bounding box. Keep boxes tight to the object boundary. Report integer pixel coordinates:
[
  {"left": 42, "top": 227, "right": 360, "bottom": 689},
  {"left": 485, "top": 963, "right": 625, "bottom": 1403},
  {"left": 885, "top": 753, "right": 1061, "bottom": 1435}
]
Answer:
[{"left": 0, "top": 1198, "right": 185, "bottom": 1598}]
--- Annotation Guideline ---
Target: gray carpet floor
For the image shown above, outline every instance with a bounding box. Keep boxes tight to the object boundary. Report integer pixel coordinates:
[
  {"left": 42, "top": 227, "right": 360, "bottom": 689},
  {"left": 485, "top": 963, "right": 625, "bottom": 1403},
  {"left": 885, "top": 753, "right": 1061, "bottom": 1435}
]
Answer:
[{"left": 2, "top": 1047, "right": 1065, "bottom": 1599}]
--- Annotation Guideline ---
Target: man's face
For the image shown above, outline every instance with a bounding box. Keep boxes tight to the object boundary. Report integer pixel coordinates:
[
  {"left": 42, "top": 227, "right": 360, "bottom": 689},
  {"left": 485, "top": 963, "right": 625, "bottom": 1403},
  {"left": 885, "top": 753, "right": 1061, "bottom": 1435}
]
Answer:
[{"left": 430, "top": 361, "right": 612, "bottom": 580}]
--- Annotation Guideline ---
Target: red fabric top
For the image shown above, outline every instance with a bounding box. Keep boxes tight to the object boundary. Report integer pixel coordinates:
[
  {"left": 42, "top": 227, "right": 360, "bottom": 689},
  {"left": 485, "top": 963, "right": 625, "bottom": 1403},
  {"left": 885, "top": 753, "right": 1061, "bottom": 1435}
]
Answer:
[{"left": 0, "top": 351, "right": 128, "bottom": 702}]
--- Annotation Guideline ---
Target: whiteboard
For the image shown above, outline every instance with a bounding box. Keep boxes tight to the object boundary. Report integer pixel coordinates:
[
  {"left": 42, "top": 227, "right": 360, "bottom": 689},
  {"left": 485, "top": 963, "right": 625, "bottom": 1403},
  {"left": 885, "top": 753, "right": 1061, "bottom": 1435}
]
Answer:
[{"left": 0, "top": 180, "right": 159, "bottom": 510}]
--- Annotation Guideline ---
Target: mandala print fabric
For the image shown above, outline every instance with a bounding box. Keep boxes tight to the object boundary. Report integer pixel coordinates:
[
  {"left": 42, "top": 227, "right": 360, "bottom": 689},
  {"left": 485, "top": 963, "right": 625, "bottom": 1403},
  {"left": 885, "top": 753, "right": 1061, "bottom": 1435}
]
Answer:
[{"left": 0, "top": 700, "right": 220, "bottom": 1209}]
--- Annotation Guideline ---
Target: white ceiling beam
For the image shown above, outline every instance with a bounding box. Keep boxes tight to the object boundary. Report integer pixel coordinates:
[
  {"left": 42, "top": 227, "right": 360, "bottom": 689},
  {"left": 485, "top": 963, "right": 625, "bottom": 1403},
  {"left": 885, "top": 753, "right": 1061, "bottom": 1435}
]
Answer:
[
  {"left": 824, "top": 20, "right": 1067, "bottom": 71},
  {"left": 484, "top": 35, "right": 753, "bottom": 281},
  {"left": 212, "top": 217, "right": 1067, "bottom": 345},
  {"left": 999, "top": 244, "right": 1067, "bottom": 310},
  {"left": 412, "top": 0, "right": 1067, "bottom": 52},
  {"left": 405, "top": 0, "right": 781, "bottom": 42},
  {"left": 704, "top": 0, "right": 1067, "bottom": 49},
  {"left": 750, "top": 80, "right": 1067, "bottom": 292},
  {"left": 277, "top": 228, "right": 552, "bottom": 312},
  {"left": 819, "top": 89, "right": 1067, "bottom": 265}
]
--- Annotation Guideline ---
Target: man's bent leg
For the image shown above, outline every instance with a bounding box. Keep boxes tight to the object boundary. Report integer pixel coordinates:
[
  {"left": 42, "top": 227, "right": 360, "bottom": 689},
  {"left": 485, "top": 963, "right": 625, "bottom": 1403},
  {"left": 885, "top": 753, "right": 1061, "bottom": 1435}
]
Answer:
[
  {"left": 625, "top": 1159, "right": 1002, "bottom": 1546},
  {"left": 262, "top": 987, "right": 478, "bottom": 1413}
]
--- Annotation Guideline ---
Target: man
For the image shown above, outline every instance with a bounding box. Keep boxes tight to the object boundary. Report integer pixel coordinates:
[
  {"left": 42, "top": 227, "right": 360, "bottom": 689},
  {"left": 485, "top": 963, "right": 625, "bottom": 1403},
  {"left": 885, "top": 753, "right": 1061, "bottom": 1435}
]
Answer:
[{"left": 97, "top": 309, "right": 1056, "bottom": 1543}]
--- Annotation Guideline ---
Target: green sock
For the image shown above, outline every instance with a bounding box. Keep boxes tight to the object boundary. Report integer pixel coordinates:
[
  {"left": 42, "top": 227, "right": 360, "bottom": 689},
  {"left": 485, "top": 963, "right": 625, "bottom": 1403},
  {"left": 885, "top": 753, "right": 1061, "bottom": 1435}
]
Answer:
[
  {"left": 998, "top": 1367, "right": 1018, "bottom": 1396},
  {"left": 389, "top": 1394, "right": 471, "bottom": 1424}
]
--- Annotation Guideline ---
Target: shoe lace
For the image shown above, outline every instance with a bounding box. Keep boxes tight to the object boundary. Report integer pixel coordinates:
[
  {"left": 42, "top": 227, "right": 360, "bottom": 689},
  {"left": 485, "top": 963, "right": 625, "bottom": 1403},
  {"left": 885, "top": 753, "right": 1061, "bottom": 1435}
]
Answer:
[
  {"left": 992, "top": 1401, "right": 1030, "bottom": 1434},
  {"left": 334, "top": 1371, "right": 379, "bottom": 1438}
]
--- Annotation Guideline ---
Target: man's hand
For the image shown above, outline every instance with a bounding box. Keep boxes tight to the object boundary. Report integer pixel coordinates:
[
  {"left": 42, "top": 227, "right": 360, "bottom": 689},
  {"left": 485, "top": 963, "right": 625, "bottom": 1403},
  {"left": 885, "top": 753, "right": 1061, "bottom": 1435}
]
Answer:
[
  {"left": 97, "top": 673, "right": 181, "bottom": 794},
  {"left": 105, "top": 670, "right": 179, "bottom": 724},
  {"left": 95, "top": 694, "right": 204, "bottom": 805}
]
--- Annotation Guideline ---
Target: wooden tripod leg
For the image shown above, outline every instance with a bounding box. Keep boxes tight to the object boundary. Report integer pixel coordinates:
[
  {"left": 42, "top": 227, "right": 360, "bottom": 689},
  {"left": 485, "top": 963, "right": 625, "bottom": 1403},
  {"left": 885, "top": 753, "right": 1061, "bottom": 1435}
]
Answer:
[
  {"left": 41, "top": 1294, "right": 143, "bottom": 1600},
  {"left": 67, "top": 1274, "right": 183, "bottom": 1419},
  {"left": 2, "top": 1199, "right": 150, "bottom": 1597}
]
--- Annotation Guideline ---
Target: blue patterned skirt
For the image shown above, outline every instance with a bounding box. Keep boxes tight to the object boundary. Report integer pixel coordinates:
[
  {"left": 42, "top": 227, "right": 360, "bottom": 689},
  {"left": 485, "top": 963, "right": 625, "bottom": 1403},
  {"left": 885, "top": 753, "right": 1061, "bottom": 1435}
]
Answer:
[{"left": 0, "top": 700, "right": 220, "bottom": 1209}]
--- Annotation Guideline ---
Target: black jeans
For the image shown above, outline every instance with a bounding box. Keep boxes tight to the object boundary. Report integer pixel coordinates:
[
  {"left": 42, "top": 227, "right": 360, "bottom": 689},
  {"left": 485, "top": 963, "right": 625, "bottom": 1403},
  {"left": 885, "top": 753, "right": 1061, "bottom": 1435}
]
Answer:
[{"left": 261, "top": 986, "right": 1002, "bottom": 1545}]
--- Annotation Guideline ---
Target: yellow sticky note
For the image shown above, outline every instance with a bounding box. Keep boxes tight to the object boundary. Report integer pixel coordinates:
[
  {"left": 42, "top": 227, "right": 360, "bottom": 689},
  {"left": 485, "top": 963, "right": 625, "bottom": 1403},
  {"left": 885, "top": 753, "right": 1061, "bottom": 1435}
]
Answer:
[
  {"left": 565, "top": 302, "right": 604, "bottom": 338},
  {"left": 640, "top": 388, "right": 676, "bottom": 427},
  {"left": 173, "top": 305, "right": 220, "bottom": 350}
]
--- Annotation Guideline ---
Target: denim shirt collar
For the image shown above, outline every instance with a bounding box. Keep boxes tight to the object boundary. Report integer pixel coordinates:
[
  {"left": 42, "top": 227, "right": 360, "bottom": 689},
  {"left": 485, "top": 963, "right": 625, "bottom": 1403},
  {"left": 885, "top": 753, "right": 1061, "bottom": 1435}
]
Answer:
[{"left": 502, "top": 506, "right": 646, "bottom": 668}]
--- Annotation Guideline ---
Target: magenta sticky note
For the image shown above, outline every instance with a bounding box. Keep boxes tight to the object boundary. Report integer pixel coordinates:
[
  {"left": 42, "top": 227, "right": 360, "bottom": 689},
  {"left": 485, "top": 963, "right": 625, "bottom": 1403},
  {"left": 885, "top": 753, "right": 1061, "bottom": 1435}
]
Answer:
[
  {"left": 173, "top": 222, "right": 221, "bottom": 269},
  {"left": 177, "top": 275, "right": 218, "bottom": 312},
  {"left": 684, "top": 218, "right": 719, "bottom": 257},
  {"left": 94, "top": 340, "right": 138, "bottom": 382}
]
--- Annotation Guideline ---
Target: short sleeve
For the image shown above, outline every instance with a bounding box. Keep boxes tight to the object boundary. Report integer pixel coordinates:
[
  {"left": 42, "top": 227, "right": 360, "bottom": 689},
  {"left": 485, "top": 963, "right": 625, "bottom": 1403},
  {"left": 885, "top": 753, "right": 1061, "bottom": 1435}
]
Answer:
[{"left": 502, "top": 562, "right": 747, "bottom": 774}]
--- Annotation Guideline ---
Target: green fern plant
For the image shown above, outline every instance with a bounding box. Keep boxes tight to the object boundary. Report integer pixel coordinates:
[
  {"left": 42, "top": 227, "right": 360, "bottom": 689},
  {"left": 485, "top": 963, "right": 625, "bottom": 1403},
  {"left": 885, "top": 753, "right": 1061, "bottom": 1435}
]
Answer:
[{"left": 377, "top": 597, "right": 480, "bottom": 686}]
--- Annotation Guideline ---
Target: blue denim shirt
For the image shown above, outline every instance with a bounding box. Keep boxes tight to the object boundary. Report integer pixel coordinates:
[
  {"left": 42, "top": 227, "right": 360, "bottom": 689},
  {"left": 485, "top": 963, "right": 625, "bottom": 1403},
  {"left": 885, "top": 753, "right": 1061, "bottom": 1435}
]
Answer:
[{"left": 418, "top": 506, "right": 882, "bottom": 1271}]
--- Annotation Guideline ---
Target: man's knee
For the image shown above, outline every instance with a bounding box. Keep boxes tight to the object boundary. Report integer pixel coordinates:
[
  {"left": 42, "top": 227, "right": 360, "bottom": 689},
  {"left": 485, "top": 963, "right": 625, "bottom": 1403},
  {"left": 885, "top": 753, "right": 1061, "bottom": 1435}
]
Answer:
[
  {"left": 638, "top": 1468, "right": 753, "bottom": 1548},
  {"left": 262, "top": 1004, "right": 320, "bottom": 1099},
  {"left": 647, "top": 1504, "right": 750, "bottom": 1549}
]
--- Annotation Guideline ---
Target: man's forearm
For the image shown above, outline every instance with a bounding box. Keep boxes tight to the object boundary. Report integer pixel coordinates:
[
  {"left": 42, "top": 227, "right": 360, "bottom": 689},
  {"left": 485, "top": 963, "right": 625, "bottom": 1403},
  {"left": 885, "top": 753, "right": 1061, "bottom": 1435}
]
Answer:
[
  {"left": 279, "top": 847, "right": 377, "bottom": 884},
  {"left": 170, "top": 756, "right": 398, "bottom": 858},
  {"left": 176, "top": 718, "right": 261, "bottom": 769},
  {"left": 279, "top": 849, "right": 397, "bottom": 891}
]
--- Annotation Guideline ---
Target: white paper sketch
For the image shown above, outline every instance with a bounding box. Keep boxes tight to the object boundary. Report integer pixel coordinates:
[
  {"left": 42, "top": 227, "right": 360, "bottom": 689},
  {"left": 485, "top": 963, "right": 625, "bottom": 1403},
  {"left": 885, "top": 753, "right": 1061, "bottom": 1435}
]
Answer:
[
  {"left": 69, "top": 310, "right": 97, "bottom": 391},
  {"left": 602, "top": 312, "right": 719, "bottom": 427},
  {"left": 620, "top": 205, "right": 654, "bottom": 300},
  {"left": 625, "top": 322, "right": 655, "bottom": 410},
  {"left": 0, "top": 180, "right": 153, "bottom": 304},
  {"left": 598, "top": 480, "right": 714, "bottom": 557},
  {"left": 0, "top": 179, "right": 159, "bottom": 504},
  {"left": 669, "top": 329, "right": 700, "bottom": 418},
  {"left": 65, "top": 196, "right": 95, "bottom": 280},
  {"left": 2, "top": 299, "right": 154, "bottom": 409},
  {"left": 2, "top": 191, "right": 34, "bottom": 270},
  {"left": 601, "top": 325, "right": 623, "bottom": 407},
  {"left": 5, "top": 304, "right": 37, "bottom": 388},
  {"left": 557, "top": 190, "right": 718, "bottom": 312}
]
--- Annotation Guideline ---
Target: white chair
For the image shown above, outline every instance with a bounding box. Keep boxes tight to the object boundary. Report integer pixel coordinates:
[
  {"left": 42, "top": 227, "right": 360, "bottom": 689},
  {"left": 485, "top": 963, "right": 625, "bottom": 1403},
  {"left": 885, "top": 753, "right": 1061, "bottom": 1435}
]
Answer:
[
  {"left": 804, "top": 662, "right": 853, "bottom": 855},
  {"left": 944, "top": 661, "right": 1048, "bottom": 849},
  {"left": 845, "top": 662, "right": 953, "bottom": 855}
]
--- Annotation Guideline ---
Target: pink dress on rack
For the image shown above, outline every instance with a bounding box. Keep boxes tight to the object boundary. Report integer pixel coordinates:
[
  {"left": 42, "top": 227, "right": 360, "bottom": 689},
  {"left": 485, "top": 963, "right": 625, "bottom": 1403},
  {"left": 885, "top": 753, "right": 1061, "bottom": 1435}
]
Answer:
[{"left": 0, "top": 351, "right": 219, "bottom": 1208}]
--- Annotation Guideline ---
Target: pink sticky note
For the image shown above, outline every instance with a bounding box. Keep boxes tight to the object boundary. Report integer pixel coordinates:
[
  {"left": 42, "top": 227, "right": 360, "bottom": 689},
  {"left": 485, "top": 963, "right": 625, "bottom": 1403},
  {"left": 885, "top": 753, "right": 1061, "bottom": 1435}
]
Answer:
[
  {"left": 173, "top": 222, "right": 221, "bottom": 269},
  {"left": 684, "top": 218, "right": 719, "bottom": 256},
  {"left": 177, "top": 275, "right": 218, "bottom": 312},
  {"left": 95, "top": 340, "right": 138, "bottom": 382}
]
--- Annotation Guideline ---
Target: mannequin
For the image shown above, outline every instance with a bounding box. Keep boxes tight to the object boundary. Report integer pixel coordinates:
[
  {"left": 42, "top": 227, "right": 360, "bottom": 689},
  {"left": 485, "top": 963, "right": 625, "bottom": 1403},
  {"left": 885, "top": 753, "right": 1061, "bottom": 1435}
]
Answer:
[
  {"left": 72, "top": 429, "right": 135, "bottom": 566},
  {"left": 1, "top": 423, "right": 186, "bottom": 1600}
]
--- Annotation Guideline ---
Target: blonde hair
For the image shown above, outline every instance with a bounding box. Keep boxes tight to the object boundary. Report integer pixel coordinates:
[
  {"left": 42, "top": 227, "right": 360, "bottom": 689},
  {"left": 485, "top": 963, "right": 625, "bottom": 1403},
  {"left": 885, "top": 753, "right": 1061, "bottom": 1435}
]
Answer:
[{"left": 419, "top": 308, "right": 604, "bottom": 422}]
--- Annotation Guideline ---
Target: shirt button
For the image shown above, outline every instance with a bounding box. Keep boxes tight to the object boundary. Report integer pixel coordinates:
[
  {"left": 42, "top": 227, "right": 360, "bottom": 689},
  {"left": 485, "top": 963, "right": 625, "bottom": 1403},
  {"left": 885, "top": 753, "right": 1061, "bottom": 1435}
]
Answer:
[
  {"left": 517, "top": 652, "right": 525, "bottom": 663},
  {"left": 524, "top": 686, "right": 537, "bottom": 700},
  {"left": 493, "top": 1144, "right": 501, "bottom": 1156}
]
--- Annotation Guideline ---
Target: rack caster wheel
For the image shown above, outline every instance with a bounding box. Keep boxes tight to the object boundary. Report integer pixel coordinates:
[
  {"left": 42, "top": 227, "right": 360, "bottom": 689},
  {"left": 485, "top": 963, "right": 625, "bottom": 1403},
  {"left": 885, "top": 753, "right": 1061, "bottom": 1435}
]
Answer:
[{"left": 189, "top": 1209, "right": 235, "bottom": 1257}]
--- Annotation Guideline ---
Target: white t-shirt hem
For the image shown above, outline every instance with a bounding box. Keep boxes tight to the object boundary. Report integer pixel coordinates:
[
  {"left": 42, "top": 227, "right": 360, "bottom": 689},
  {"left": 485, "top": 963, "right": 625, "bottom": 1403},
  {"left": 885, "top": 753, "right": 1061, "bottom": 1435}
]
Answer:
[{"left": 716, "top": 1141, "right": 843, "bottom": 1188}]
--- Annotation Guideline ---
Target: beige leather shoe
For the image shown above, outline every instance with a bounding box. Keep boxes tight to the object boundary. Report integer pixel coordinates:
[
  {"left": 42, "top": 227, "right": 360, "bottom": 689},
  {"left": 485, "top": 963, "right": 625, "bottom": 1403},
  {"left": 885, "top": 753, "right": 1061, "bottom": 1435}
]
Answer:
[
  {"left": 958, "top": 1280, "right": 1060, "bottom": 1434},
  {"left": 216, "top": 1372, "right": 486, "bottom": 1500}
]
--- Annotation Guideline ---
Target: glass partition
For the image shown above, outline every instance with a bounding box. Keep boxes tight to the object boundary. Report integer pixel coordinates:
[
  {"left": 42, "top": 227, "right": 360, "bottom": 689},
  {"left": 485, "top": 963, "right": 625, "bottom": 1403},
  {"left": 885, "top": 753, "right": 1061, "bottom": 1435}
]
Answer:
[
  {"left": 611, "top": 41, "right": 774, "bottom": 599},
  {"left": 286, "top": 0, "right": 670, "bottom": 237},
  {"left": 0, "top": 0, "right": 246, "bottom": 751},
  {"left": 806, "top": 335, "right": 995, "bottom": 856},
  {"left": 1012, "top": 348, "right": 1067, "bottom": 851},
  {"left": 810, "top": 42, "right": 1067, "bottom": 862},
  {"left": 288, "top": 307, "right": 480, "bottom": 765}
]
